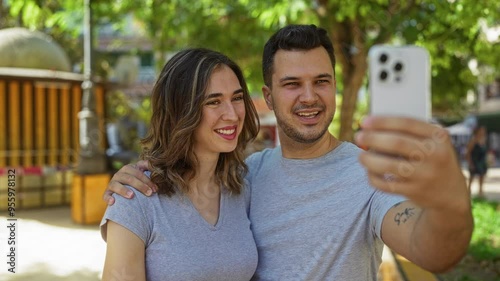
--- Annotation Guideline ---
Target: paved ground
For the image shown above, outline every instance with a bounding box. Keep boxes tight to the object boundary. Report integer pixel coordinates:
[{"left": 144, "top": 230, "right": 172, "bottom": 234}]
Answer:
[
  {"left": 467, "top": 166, "right": 500, "bottom": 201},
  {"left": 0, "top": 168, "right": 499, "bottom": 281},
  {"left": 0, "top": 207, "right": 105, "bottom": 281}
]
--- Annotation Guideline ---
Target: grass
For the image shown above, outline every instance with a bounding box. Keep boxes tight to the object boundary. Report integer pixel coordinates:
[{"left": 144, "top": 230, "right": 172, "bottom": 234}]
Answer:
[
  {"left": 468, "top": 198, "right": 500, "bottom": 260},
  {"left": 438, "top": 198, "right": 500, "bottom": 281}
]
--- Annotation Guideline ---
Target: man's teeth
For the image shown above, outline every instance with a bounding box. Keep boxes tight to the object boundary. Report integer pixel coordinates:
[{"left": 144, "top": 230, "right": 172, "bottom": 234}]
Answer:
[
  {"left": 216, "top": 129, "right": 235, "bottom": 135},
  {"left": 298, "top": 112, "right": 319, "bottom": 117}
]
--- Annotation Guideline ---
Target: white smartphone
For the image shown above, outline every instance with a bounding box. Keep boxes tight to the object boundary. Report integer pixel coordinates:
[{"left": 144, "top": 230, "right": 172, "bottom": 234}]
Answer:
[{"left": 368, "top": 45, "right": 431, "bottom": 121}]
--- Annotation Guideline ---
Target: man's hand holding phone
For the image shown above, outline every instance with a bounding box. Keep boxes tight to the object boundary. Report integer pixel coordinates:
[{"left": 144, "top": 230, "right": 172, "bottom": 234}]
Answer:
[
  {"left": 355, "top": 116, "right": 467, "bottom": 210},
  {"left": 358, "top": 44, "right": 469, "bottom": 221}
]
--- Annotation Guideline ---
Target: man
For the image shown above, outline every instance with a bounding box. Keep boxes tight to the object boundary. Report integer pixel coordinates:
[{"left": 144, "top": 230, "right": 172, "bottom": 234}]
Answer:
[{"left": 103, "top": 24, "right": 473, "bottom": 280}]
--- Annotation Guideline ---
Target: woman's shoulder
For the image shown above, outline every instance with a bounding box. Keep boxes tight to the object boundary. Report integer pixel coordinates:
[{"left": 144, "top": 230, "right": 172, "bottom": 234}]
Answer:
[{"left": 111, "top": 185, "right": 160, "bottom": 213}]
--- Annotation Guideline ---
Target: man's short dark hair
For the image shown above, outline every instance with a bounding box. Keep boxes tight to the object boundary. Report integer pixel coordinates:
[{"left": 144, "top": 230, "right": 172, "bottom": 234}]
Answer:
[{"left": 262, "top": 24, "right": 336, "bottom": 87}]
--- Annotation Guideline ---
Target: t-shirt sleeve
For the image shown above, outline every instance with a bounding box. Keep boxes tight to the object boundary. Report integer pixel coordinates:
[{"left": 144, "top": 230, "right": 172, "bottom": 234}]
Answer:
[
  {"left": 100, "top": 188, "right": 151, "bottom": 245},
  {"left": 244, "top": 152, "right": 262, "bottom": 215},
  {"left": 245, "top": 149, "right": 269, "bottom": 187},
  {"left": 369, "top": 189, "right": 407, "bottom": 240}
]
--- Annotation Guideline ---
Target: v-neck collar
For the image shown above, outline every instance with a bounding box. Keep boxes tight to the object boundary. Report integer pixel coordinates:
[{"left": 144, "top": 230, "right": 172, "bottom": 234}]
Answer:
[{"left": 185, "top": 189, "right": 226, "bottom": 231}]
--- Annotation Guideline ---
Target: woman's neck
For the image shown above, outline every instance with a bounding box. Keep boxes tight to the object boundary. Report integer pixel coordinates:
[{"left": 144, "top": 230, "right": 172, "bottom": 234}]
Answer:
[
  {"left": 185, "top": 155, "right": 221, "bottom": 226},
  {"left": 187, "top": 153, "right": 219, "bottom": 195}
]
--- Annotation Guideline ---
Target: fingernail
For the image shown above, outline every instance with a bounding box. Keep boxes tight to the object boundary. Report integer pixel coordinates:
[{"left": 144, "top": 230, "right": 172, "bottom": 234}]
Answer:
[
  {"left": 146, "top": 189, "right": 152, "bottom": 196},
  {"left": 358, "top": 117, "right": 365, "bottom": 129},
  {"left": 354, "top": 132, "right": 363, "bottom": 143},
  {"left": 361, "top": 116, "right": 373, "bottom": 128},
  {"left": 126, "top": 190, "right": 134, "bottom": 198}
]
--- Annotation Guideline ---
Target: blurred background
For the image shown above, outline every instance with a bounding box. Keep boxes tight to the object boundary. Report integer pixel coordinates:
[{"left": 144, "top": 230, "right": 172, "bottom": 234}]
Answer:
[{"left": 0, "top": 0, "right": 499, "bottom": 280}]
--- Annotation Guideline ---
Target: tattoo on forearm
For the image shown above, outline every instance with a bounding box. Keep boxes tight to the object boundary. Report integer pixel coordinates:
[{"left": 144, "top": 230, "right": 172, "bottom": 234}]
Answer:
[{"left": 394, "top": 208, "right": 415, "bottom": 226}]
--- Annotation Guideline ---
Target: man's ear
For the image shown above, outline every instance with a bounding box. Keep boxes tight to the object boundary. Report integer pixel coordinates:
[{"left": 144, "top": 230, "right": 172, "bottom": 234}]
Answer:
[{"left": 262, "top": 85, "right": 273, "bottom": 110}]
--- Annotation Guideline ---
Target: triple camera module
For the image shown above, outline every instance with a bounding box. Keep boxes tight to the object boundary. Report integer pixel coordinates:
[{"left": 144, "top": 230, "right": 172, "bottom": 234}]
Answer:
[{"left": 378, "top": 53, "right": 404, "bottom": 82}]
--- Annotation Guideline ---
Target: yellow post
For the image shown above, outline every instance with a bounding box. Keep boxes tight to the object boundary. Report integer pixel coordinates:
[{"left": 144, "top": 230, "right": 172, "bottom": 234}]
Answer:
[
  {"left": 48, "top": 85, "right": 58, "bottom": 166},
  {"left": 71, "top": 173, "right": 111, "bottom": 224},
  {"left": 35, "top": 84, "right": 46, "bottom": 166},
  {"left": 22, "top": 81, "right": 34, "bottom": 167},
  {"left": 8, "top": 81, "right": 20, "bottom": 167},
  {"left": 60, "top": 86, "right": 70, "bottom": 166},
  {"left": 72, "top": 84, "right": 82, "bottom": 163},
  {"left": 0, "top": 80, "right": 6, "bottom": 167}
]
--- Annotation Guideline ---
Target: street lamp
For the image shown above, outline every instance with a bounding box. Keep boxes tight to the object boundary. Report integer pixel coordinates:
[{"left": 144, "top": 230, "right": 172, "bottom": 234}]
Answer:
[
  {"left": 76, "top": 0, "right": 106, "bottom": 174},
  {"left": 72, "top": 0, "right": 110, "bottom": 225}
]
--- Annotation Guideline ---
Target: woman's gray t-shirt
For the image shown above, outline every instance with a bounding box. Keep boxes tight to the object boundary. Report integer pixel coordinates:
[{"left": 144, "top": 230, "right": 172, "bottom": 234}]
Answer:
[{"left": 100, "top": 185, "right": 257, "bottom": 281}]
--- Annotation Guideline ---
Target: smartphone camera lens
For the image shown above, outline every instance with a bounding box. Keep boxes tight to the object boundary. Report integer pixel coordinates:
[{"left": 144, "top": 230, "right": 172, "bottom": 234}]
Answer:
[
  {"left": 379, "top": 53, "right": 388, "bottom": 64},
  {"left": 379, "top": 70, "right": 388, "bottom": 81},
  {"left": 394, "top": 62, "right": 403, "bottom": 72}
]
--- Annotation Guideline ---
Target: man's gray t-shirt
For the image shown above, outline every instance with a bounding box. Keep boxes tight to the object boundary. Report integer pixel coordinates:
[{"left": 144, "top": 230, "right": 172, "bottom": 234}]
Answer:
[
  {"left": 100, "top": 186, "right": 258, "bottom": 281},
  {"left": 245, "top": 142, "right": 406, "bottom": 280}
]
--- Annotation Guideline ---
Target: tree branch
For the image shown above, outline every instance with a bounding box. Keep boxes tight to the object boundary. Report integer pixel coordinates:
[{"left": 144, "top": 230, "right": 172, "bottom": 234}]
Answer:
[{"left": 374, "top": 0, "right": 417, "bottom": 45}]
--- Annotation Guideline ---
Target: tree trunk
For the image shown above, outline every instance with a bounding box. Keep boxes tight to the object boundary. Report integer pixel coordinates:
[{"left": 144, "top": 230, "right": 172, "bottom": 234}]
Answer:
[
  {"left": 329, "top": 20, "right": 368, "bottom": 142},
  {"left": 339, "top": 63, "right": 367, "bottom": 141},
  {"left": 315, "top": 0, "right": 417, "bottom": 141},
  {"left": 0, "top": 1, "right": 4, "bottom": 29}
]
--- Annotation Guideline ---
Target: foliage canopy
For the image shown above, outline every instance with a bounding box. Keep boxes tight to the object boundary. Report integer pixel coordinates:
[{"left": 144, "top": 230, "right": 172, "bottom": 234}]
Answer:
[{"left": 3, "top": 0, "right": 499, "bottom": 139}]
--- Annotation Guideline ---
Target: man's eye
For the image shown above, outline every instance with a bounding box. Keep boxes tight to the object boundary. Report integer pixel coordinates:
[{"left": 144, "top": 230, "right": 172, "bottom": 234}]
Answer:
[
  {"left": 284, "top": 82, "right": 299, "bottom": 87},
  {"left": 232, "top": 95, "right": 244, "bottom": 102},
  {"left": 316, "top": 80, "right": 329, "bottom": 84},
  {"left": 206, "top": 100, "right": 220, "bottom": 105}
]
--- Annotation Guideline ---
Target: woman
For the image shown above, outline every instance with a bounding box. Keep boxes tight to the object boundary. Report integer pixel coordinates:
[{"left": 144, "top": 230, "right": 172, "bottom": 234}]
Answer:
[
  {"left": 466, "top": 126, "right": 488, "bottom": 197},
  {"left": 100, "top": 48, "right": 259, "bottom": 281}
]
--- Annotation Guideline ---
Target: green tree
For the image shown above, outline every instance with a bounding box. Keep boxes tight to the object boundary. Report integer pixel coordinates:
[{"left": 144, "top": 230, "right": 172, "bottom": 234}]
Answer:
[
  {"left": 5, "top": 0, "right": 500, "bottom": 141},
  {"left": 245, "top": 0, "right": 499, "bottom": 139},
  {"left": 291, "top": 0, "right": 499, "bottom": 139}
]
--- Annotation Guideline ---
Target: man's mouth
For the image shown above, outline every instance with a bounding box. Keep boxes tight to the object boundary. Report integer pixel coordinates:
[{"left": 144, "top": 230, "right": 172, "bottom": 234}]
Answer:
[{"left": 297, "top": 111, "right": 319, "bottom": 118}]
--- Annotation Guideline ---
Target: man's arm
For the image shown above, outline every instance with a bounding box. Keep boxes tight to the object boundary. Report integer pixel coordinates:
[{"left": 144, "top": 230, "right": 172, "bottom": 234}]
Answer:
[
  {"left": 356, "top": 116, "right": 473, "bottom": 272},
  {"left": 381, "top": 200, "right": 472, "bottom": 272},
  {"left": 103, "top": 160, "right": 156, "bottom": 205},
  {"left": 102, "top": 221, "right": 146, "bottom": 281}
]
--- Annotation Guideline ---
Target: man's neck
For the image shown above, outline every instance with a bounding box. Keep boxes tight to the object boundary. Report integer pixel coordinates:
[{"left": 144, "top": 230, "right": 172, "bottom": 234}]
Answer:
[{"left": 280, "top": 133, "right": 341, "bottom": 159}]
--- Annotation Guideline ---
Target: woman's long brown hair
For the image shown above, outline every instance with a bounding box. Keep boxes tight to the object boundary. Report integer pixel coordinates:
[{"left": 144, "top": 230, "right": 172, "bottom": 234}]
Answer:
[{"left": 140, "top": 48, "right": 259, "bottom": 196}]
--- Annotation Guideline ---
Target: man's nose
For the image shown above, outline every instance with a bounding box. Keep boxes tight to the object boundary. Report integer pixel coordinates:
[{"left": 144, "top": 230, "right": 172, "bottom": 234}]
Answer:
[{"left": 299, "top": 84, "right": 319, "bottom": 104}]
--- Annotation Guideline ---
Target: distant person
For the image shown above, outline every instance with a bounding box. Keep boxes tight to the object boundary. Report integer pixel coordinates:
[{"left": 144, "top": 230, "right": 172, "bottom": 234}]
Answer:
[
  {"left": 466, "top": 126, "right": 488, "bottom": 197},
  {"left": 100, "top": 48, "right": 259, "bottom": 281},
  {"left": 103, "top": 25, "right": 473, "bottom": 280}
]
